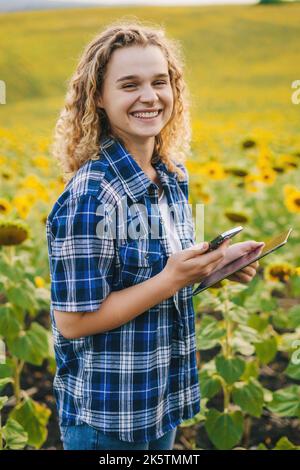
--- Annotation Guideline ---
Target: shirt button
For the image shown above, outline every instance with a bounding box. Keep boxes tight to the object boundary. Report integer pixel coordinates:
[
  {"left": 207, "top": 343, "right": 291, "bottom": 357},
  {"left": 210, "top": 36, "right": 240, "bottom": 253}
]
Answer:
[{"left": 148, "top": 183, "right": 157, "bottom": 193}]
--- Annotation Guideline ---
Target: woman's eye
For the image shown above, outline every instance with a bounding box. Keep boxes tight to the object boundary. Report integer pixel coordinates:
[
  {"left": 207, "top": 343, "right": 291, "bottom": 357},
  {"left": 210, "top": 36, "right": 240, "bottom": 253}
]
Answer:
[{"left": 122, "top": 81, "right": 167, "bottom": 89}]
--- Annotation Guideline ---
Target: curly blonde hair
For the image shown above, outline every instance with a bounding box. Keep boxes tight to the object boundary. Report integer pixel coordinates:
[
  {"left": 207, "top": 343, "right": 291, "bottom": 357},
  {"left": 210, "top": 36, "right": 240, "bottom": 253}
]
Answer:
[{"left": 51, "top": 18, "right": 192, "bottom": 184}]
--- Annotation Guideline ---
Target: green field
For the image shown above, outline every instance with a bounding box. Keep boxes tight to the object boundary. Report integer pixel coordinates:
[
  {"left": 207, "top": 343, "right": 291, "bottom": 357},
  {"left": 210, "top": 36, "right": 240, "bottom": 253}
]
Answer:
[{"left": 0, "top": 4, "right": 299, "bottom": 135}]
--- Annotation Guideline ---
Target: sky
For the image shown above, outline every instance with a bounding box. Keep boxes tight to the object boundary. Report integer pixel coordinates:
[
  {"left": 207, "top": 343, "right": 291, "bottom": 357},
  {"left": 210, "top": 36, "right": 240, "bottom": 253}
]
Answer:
[
  {"left": 0, "top": 0, "right": 258, "bottom": 13},
  {"left": 49, "top": 0, "right": 257, "bottom": 5}
]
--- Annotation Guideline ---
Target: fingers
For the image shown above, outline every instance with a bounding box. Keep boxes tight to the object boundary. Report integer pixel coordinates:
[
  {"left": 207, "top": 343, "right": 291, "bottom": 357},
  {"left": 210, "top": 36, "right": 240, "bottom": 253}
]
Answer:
[
  {"left": 184, "top": 242, "right": 209, "bottom": 259},
  {"left": 186, "top": 239, "right": 230, "bottom": 278},
  {"left": 205, "top": 239, "right": 231, "bottom": 263},
  {"left": 238, "top": 272, "right": 253, "bottom": 283},
  {"left": 240, "top": 265, "right": 256, "bottom": 276},
  {"left": 246, "top": 240, "right": 265, "bottom": 250},
  {"left": 230, "top": 272, "right": 252, "bottom": 283}
]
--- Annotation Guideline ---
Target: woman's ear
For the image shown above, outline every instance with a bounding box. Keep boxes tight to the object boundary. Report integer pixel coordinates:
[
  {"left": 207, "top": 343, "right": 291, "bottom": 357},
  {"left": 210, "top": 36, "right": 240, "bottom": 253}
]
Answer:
[{"left": 96, "top": 93, "right": 103, "bottom": 109}]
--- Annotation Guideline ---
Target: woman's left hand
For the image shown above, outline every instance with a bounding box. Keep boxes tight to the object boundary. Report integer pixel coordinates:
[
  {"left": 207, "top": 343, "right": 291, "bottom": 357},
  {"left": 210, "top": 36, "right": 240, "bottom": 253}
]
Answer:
[
  {"left": 227, "top": 259, "right": 259, "bottom": 283},
  {"left": 215, "top": 240, "right": 265, "bottom": 284}
]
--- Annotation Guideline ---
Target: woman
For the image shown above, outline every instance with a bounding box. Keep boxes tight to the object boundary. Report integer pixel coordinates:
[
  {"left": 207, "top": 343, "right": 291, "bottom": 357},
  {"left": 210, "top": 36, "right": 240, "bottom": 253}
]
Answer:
[{"left": 46, "top": 20, "right": 261, "bottom": 450}]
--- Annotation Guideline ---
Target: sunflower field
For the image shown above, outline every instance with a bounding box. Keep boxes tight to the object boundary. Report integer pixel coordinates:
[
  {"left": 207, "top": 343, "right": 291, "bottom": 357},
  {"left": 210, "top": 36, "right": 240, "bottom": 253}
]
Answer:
[{"left": 0, "top": 3, "right": 300, "bottom": 451}]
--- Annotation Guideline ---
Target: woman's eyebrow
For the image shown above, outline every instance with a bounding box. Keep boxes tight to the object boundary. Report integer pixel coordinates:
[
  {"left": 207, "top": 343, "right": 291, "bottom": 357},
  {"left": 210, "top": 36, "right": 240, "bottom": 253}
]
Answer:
[{"left": 116, "top": 73, "right": 169, "bottom": 83}]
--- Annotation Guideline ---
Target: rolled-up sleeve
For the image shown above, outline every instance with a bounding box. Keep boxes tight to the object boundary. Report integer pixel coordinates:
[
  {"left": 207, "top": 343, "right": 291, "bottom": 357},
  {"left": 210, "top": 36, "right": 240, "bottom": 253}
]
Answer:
[{"left": 49, "top": 194, "right": 115, "bottom": 313}]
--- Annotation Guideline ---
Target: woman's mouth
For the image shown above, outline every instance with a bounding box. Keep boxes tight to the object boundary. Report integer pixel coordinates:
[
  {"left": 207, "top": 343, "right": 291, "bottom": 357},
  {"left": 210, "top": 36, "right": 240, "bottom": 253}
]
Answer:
[{"left": 129, "top": 109, "right": 163, "bottom": 122}]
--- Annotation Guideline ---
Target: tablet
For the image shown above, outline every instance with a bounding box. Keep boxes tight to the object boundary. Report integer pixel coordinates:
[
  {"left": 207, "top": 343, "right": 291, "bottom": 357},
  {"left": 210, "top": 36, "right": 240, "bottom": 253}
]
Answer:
[{"left": 192, "top": 228, "right": 293, "bottom": 296}]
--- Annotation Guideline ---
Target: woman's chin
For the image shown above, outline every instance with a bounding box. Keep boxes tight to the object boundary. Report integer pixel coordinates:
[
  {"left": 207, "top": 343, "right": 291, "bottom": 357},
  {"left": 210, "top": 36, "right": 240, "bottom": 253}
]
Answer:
[{"left": 129, "top": 129, "right": 161, "bottom": 139}]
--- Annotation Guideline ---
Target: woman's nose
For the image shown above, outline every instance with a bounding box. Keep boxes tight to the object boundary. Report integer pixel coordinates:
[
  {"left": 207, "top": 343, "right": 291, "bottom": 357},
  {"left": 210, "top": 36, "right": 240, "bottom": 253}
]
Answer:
[{"left": 139, "top": 86, "right": 159, "bottom": 102}]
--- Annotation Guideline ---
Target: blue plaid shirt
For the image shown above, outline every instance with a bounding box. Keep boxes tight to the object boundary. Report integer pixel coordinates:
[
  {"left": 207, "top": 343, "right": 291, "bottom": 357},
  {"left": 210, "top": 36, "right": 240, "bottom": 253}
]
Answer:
[{"left": 46, "top": 134, "right": 201, "bottom": 443}]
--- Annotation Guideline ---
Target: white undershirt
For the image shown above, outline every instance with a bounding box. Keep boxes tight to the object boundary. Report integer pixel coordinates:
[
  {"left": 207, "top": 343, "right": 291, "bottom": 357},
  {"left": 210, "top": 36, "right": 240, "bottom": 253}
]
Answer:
[{"left": 158, "top": 189, "right": 182, "bottom": 253}]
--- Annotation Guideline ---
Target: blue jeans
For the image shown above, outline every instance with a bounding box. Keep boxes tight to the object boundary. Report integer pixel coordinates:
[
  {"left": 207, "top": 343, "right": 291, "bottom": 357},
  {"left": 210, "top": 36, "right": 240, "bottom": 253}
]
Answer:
[{"left": 60, "top": 422, "right": 177, "bottom": 450}]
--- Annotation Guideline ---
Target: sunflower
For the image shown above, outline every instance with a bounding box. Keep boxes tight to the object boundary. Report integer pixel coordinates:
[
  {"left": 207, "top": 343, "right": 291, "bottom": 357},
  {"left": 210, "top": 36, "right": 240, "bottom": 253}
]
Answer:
[
  {"left": 264, "top": 262, "right": 295, "bottom": 283},
  {"left": 0, "top": 219, "right": 29, "bottom": 245},
  {"left": 283, "top": 184, "right": 298, "bottom": 197},
  {"left": 191, "top": 181, "right": 212, "bottom": 204},
  {"left": 272, "top": 165, "right": 285, "bottom": 174},
  {"left": 225, "top": 167, "right": 249, "bottom": 177},
  {"left": 284, "top": 189, "right": 300, "bottom": 213},
  {"left": 186, "top": 160, "right": 202, "bottom": 175},
  {"left": 241, "top": 138, "right": 256, "bottom": 149},
  {"left": 257, "top": 167, "right": 277, "bottom": 185},
  {"left": 21, "top": 174, "right": 44, "bottom": 192},
  {"left": 224, "top": 210, "right": 249, "bottom": 223},
  {"left": 37, "top": 136, "right": 50, "bottom": 153},
  {"left": 12, "top": 194, "right": 33, "bottom": 219},
  {"left": 244, "top": 174, "right": 260, "bottom": 193},
  {"left": 199, "top": 161, "right": 226, "bottom": 180},
  {"left": 32, "top": 155, "right": 50, "bottom": 171},
  {"left": 34, "top": 276, "right": 45, "bottom": 288},
  {"left": 278, "top": 155, "right": 299, "bottom": 170},
  {"left": 0, "top": 155, "right": 7, "bottom": 166},
  {"left": 257, "top": 156, "right": 272, "bottom": 170},
  {"left": 0, "top": 198, "right": 12, "bottom": 215},
  {"left": 1, "top": 168, "right": 13, "bottom": 180}
]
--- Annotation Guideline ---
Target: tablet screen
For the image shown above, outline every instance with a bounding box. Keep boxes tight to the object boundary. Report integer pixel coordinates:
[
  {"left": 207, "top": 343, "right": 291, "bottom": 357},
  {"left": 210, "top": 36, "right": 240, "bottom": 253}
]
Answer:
[{"left": 192, "top": 228, "right": 292, "bottom": 296}]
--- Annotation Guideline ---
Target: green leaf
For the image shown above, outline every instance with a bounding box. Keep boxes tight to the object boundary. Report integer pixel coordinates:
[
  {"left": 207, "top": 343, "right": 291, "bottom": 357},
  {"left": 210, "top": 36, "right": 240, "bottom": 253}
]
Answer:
[
  {"left": 241, "top": 360, "right": 259, "bottom": 381},
  {"left": 287, "top": 306, "right": 300, "bottom": 329},
  {"left": 232, "top": 336, "right": 255, "bottom": 356},
  {"left": 232, "top": 325, "right": 259, "bottom": 356},
  {"left": 2, "top": 418, "right": 28, "bottom": 450},
  {"left": 0, "top": 359, "right": 14, "bottom": 378},
  {"left": 0, "top": 304, "right": 22, "bottom": 338},
  {"left": 285, "top": 360, "right": 300, "bottom": 380},
  {"left": 267, "top": 385, "right": 300, "bottom": 418},
  {"left": 272, "top": 309, "right": 290, "bottom": 330},
  {"left": 231, "top": 276, "right": 260, "bottom": 306},
  {"left": 248, "top": 313, "right": 269, "bottom": 333},
  {"left": 0, "top": 377, "right": 13, "bottom": 392},
  {"left": 8, "top": 322, "right": 50, "bottom": 366},
  {"left": 197, "top": 320, "right": 226, "bottom": 351},
  {"left": 259, "top": 297, "right": 278, "bottom": 313},
  {"left": 290, "top": 275, "right": 300, "bottom": 297},
  {"left": 257, "top": 443, "right": 268, "bottom": 450},
  {"left": 262, "top": 387, "right": 273, "bottom": 404},
  {"left": 280, "top": 333, "right": 300, "bottom": 354},
  {"left": 6, "top": 279, "right": 38, "bottom": 315},
  {"left": 205, "top": 409, "right": 243, "bottom": 450},
  {"left": 274, "top": 436, "right": 300, "bottom": 450},
  {"left": 0, "top": 396, "right": 8, "bottom": 410},
  {"left": 199, "top": 370, "right": 222, "bottom": 399},
  {"left": 0, "top": 259, "right": 20, "bottom": 283},
  {"left": 232, "top": 378, "right": 264, "bottom": 417},
  {"left": 227, "top": 306, "right": 249, "bottom": 324},
  {"left": 255, "top": 337, "right": 277, "bottom": 364},
  {"left": 9, "top": 397, "right": 51, "bottom": 449},
  {"left": 216, "top": 355, "right": 245, "bottom": 385},
  {"left": 235, "top": 324, "right": 260, "bottom": 344}
]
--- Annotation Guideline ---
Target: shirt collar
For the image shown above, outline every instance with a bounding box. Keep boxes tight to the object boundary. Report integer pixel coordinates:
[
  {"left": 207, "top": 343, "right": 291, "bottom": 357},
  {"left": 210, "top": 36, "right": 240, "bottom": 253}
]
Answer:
[{"left": 99, "top": 134, "right": 179, "bottom": 203}]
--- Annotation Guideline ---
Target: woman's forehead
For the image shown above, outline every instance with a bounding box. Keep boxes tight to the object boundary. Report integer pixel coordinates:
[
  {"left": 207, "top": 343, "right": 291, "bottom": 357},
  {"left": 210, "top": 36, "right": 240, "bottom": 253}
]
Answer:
[{"left": 107, "top": 45, "right": 168, "bottom": 79}]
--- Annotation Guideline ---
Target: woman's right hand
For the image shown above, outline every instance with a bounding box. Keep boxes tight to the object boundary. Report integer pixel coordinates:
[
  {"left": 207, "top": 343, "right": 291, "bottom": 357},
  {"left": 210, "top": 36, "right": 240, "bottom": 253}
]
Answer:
[{"left": 163, "top": 239, "right": 231, "bottom": 292}]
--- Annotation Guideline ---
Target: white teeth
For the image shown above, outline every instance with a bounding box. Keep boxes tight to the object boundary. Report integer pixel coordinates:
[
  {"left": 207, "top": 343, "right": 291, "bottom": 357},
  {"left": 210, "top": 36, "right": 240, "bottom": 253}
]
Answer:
[{"left": 132, "top": 111, "right": 159, "bottom": 118}]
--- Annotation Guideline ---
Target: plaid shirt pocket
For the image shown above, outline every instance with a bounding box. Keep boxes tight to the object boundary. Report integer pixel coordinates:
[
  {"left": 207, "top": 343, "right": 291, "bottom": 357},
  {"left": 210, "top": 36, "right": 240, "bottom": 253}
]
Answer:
[{"left": 119, "top": 239, "right": 162, "bottom": 287}]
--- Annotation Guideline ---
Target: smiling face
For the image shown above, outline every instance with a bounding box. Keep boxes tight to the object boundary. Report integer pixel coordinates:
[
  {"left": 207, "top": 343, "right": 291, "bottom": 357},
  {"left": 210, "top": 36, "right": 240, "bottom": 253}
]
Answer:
[{"left": 98, "top": 45, "right": 174, "bottom": 146}]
